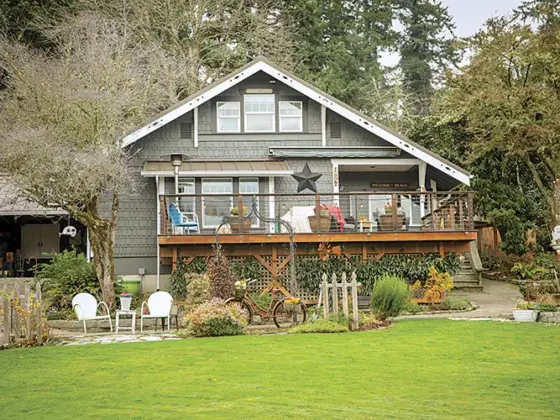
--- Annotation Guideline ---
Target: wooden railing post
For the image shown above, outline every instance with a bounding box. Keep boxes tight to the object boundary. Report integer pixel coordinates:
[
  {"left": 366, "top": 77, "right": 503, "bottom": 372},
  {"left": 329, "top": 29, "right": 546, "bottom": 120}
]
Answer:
[
  {"left": 331, "top": 274, "right": 338, "bottom": 319},
  {"left": 35, "top": 282, "right": 43, "bottom": 345},
  {"left": 2, "top": 284, "right": 9, "bottom": 344},
  {"left": 322, "top": 274, "right": 329, "bottom": 319},
  {"left": 392, "top": 193, "right": 398, "bottom": 231},
  {"left": 467, "top": 192, "right": 474, "bottom": 230},
  {"left": 351, "top": 272, "right": 359, "bottom": 330},
  {"left": 315, "top": 194, "right": 321, "bottom": 233},
  {"left": 159, "top": 195, "right": 168, "bottom": 234},
  {"left": 341, "top": 273, "right": 349, "bottom": 319},
  {"left": 458, "top": 198, "right": 464, "bottom": 231}
]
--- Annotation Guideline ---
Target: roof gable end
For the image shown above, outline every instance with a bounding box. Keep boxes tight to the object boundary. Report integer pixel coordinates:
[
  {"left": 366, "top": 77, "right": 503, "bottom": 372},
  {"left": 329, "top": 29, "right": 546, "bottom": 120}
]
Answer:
[{"left": 122, "top": 57, "right": 471, "bottom": 186}]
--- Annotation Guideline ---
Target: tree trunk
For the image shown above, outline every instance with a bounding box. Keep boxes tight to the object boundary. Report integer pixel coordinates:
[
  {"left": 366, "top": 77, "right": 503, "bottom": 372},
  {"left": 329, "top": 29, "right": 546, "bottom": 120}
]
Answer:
[
  {"left": 68, "top": 191, "right": 120, "bottom": 308},
  {"left": 524, "top": 154, "right": 559, "bottom": 229}
]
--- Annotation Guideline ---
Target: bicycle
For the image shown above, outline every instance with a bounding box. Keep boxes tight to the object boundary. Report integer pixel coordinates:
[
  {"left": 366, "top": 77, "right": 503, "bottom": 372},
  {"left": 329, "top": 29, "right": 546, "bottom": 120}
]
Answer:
[{"left": 225, "top": 280, "right": 307, "bottom": 328}]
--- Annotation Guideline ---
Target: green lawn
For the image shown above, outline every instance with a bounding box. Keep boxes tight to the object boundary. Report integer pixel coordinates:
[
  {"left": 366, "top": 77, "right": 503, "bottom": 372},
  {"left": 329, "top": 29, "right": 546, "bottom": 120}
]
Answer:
[{"left": 1, "top": 320, "right": 559, "bottom": 419}]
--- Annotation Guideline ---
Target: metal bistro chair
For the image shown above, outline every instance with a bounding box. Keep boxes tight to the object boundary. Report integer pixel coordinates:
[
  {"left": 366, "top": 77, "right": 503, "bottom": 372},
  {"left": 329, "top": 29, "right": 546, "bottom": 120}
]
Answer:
[
  {"left": 72, "top": 293, "right": 113, "bottom": 335},
  {"left": 141, "top": 291, "right": 173, "bottom": 332},
  {"left": 168, "top": 203, "right": 200, "bottom": 234}
]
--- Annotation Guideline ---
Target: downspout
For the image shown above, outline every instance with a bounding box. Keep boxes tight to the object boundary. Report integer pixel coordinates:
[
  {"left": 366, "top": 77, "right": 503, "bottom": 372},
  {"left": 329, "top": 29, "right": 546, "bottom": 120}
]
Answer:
[{"left": 156, "top": 175, "right": 160, "bottom": 291}]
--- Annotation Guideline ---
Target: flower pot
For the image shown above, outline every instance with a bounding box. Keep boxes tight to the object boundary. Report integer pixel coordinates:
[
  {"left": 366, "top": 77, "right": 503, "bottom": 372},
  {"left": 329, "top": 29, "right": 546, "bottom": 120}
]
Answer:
[
  {"left": 513, "top": 309, "right": 538, "bottom": 322},
  {"left": 229, "top": 216, "right": 251, "bottom": 233},
  {"left": 120, "top": 296, "right": 132, "bottom": 311},
  {"left": 121, "top": 279, "right": 141, "bottom": 295}
]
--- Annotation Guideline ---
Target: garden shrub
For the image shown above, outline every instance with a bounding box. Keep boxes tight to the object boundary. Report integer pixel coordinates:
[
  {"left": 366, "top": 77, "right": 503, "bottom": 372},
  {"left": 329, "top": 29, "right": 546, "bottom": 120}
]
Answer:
[
  {"left": 536, "top": 302, "right": 558, "bottom": 312},
  {"left": 289, "top": 318, "right": 348, "bottom": 334},
  {"left": 206, "top": 245, "right": 236, "bottom": 299},
  {"left": 401, "top": 300, "right": 424, "bottom": 314},
  {"left": 186, "top": 274, "right": 211, "bottom": 305},
  {"left": 185, "top": 298, "right": 247, "bottom": 337},
  {"left": 296, "top": 252, "right": 461, "bottom": 293},
  {"left": 37, "top": 250, "right": 104, "bottom": 311},
  {"left": 439, "top": 296, "right": 471, "bottom": 311},
  {"left": 370, "top": 275, "right": 409, "bottom": 320}
]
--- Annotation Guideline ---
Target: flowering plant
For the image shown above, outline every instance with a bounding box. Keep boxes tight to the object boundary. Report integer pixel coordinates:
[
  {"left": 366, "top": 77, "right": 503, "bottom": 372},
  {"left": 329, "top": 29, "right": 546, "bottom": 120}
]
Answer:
[
  {"left": 121, "top": 291, "right": 131, "bottom": 297},
  {"left": 230, "top": 205, "right": 249, "bottom": 216},
  {"left": 384, "top": 203, "right": 393, "bottom": 215},
  {"left": 234, "top": 280, "right": 247, "bottom": 290}
]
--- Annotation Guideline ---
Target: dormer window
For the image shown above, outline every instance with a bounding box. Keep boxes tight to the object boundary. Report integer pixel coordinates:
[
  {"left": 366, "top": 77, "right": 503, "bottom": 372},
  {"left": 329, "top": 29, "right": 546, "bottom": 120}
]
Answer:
[
  {"left": 217, "top": 102, "right": 241, "bottom": 133},
  {"left": 244, "top": 94, "right": 275, "bottom": 132}
]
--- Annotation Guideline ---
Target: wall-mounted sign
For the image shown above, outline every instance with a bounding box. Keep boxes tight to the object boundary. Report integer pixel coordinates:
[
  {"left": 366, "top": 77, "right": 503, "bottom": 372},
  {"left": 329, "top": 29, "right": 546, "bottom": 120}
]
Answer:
[
  {"left": 371, "top": 183, "right": 409, "bottom": 189},
  {"left": 245, "top": 88, "right": 273, "bottom": 94}
]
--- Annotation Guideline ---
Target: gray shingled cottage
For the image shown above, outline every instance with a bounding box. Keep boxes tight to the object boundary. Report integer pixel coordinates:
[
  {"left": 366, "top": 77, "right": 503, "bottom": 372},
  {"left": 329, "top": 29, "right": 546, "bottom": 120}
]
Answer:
[{"left": 113, "top": 57, "right": 480, "bottom": 296}]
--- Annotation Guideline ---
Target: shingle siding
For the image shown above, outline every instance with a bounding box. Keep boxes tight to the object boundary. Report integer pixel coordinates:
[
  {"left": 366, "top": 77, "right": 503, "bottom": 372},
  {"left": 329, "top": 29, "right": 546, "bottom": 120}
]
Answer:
[{"left": 109, "top": 73, "right": 419, "bottom": 275}]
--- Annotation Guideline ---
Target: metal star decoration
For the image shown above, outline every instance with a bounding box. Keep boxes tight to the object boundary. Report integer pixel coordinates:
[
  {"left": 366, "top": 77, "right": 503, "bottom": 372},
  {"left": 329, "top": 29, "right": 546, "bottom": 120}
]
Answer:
[{"left": 292, "top": 163, "right": 323, "bottom": 193}]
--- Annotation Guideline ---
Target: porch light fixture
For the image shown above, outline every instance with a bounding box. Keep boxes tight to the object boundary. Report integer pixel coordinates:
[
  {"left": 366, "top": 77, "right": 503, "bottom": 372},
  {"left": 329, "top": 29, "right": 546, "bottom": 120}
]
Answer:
[{"left": 171, "top": 154, "right": 183, "bottom": 196}]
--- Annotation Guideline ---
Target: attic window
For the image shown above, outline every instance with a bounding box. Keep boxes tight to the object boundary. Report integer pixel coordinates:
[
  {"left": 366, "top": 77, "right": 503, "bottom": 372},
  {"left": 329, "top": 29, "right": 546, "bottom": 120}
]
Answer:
[
  {"left": 180, "top": 123, "right": 192, "bottom": 139},
  {"left": 330, "top": 122, "right": 342, "bottom": 139}
]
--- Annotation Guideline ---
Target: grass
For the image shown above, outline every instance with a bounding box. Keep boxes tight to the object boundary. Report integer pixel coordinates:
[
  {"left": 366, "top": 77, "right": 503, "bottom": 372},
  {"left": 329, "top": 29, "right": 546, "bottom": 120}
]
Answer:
[{"left": 1, "top": 319, "right": 559, "bottom": 419}]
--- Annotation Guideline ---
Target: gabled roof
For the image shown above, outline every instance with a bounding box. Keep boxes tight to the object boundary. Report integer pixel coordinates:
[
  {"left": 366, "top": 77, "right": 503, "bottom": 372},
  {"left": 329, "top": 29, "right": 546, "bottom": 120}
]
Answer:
[
  {"left": 0, "top": 175, "right": 66, "bottom": 217},
  {"left": 122, "top": 57, "right": 471, "bottom": 185}
]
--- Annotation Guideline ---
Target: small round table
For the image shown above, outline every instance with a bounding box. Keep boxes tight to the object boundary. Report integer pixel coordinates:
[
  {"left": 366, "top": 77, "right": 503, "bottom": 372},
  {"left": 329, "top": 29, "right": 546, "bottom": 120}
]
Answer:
[{"left": 115, "top": 309, "right": 136, "bottom": 334}]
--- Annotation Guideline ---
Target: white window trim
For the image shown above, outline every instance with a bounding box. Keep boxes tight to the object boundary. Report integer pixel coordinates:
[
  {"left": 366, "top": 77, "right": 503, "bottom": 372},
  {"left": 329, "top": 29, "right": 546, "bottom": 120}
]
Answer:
[
  {"left": 244, "top": 94, "right": 275, "bottom": 133},
  {"left": 177, "top": 177, "right": 196, "bottom": 214},
  {"left": 201, "top": 178, "right": 233, "bottom": 228},
  {"left": 239, "top": 177, "right": 260, "bottom": 227},
  {"left": 279, "top": 101, "right": 303, "bottom": 132},
  {"left": 216, "top": 101, "right": 241, "bottom": 133}
]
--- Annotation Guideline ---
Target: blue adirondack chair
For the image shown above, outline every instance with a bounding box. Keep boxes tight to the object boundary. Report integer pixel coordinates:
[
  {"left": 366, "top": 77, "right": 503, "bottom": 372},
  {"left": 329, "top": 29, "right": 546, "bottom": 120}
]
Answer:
[{"left": 167, "top": 203, "right": 200, "bottom": 234}]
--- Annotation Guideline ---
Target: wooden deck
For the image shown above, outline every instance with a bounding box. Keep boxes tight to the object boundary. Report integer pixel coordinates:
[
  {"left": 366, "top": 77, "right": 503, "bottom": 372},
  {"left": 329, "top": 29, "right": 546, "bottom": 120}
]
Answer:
[{"left": 159, "top": 231, "right": 477, "bottom": 245}]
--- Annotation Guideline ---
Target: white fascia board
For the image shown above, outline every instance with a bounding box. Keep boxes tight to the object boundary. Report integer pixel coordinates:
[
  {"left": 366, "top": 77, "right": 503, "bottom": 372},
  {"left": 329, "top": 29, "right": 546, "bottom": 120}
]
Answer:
[
  {"left": 258, "top": 62, "right": 470, "bottom": 186},
  {"left": 121, "top": 63, "right": 267, "bottom": 148},
  {"left": 141, "top": 170, "right": 294, "bottom": 177},
  {"left": 331, "top": 158, "right": 421, "bottom": 166}
]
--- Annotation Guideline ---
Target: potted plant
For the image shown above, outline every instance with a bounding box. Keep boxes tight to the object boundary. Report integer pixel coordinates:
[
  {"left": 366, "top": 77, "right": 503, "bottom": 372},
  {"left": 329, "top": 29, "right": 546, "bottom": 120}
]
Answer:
[
  {"left": 229, "top": 206, "right": 251, "bottom": 233},
  {"left": 384, "top": 203, "right": 393, "bottom": 215},
  {"left": 513, "top": 301, "right": 538, "bottom": 322},
  {"left": 282, "top": 297, "right": 301, "bottom": 313},
  {"left": 233, "top": 280, "right": 247, "bottom": 300},
  {"left": 120, "top": 291, "right": 132, "bottom": 311}
]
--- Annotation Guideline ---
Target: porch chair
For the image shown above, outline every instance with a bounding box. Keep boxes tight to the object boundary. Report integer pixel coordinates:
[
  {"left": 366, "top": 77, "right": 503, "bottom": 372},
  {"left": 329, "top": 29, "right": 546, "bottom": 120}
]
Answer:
[
  {"left": 72, "top": 293, "right": 113, "bottom": 336},
  {"left": 168, "top": 203, "right": 200, "bottom": 234},
  {"left": 141, "top": 291, "right": 173, "bottom": 332}
]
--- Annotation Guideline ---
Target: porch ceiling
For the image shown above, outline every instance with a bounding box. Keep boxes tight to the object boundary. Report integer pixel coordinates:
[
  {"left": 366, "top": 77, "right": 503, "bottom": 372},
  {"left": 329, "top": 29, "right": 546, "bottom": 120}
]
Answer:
[
  {"left": 141, "top": 159, "right": 293, "bottom": 177},
  {"left": 339, "top": 164, "right": 416, "bottom": 172}
]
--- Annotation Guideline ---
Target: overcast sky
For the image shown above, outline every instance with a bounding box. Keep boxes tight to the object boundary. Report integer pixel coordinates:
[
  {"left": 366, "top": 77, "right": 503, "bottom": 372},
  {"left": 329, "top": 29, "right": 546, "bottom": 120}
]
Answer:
[{"left": 381, "top": 0, "right": 524, "bottom": 66}]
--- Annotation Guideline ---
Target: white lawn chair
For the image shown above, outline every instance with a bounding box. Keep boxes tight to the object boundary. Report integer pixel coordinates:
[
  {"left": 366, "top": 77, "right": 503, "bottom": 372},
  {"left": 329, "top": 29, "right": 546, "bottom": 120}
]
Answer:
[
  {"left": 72, "top": 293, "right": 113, "bottom": 335},
  {"left": 141, "top": 291, "right": 173, "bottom": 332}
]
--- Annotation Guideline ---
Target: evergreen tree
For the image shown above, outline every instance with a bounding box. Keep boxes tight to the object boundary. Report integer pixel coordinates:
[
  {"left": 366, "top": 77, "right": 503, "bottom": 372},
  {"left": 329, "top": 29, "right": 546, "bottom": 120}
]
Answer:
[{"left": 395, "top": 0, "right": 459, "bottom": 115}]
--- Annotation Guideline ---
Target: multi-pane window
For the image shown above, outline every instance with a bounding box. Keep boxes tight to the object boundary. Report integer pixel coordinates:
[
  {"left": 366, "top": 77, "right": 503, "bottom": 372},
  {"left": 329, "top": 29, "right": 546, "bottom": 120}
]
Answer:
[
  {"left": 201, "top": 178, "right": 233, "bottom": 228},
  {"left": 279, "top": 101, "right": 303, "bottom": 132},
  {"left": 244, "top": 94, "right": 275, "bottom": 132},
  {"left": 217, "top": 102, "right": 241, "bottom": 133},
  {"left": 177, "top": 178, "right": 195, "bottom": 214},
  {"left": 239, "top": 178, "right": 260, "bottom": 227}
]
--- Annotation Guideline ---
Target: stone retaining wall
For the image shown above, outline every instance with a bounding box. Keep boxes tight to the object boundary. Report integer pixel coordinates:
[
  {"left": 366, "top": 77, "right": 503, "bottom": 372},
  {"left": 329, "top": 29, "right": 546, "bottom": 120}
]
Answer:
[{"left": 538, "top": 312, "right": 560, "bottom": 323}]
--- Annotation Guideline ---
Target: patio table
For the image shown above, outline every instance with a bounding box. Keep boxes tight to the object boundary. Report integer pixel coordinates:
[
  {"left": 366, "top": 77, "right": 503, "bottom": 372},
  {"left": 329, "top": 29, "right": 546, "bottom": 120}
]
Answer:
[{"left": 115, "top": 309, "right": 136, "bottom": 334}]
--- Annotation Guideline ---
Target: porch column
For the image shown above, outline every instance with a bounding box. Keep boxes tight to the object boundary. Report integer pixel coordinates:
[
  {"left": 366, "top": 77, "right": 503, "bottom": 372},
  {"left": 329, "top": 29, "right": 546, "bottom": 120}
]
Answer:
[
  {"left": 268, "top": 177, "right": 276, "bottom": 233},
  {"left": 321, "top": 105, "right": 327, "bottom": 147},
  {"left": 193, "top": 106, "right": 199, "bottom": 148},
  {"left": 419, "top": 162, "right": 427, "bottom": 218},
  {"left": 332, "top": 162, "right": 339, "bottom": 206},
  {"left": 156, "top": 176, "right": 165, "bottom": 291}
]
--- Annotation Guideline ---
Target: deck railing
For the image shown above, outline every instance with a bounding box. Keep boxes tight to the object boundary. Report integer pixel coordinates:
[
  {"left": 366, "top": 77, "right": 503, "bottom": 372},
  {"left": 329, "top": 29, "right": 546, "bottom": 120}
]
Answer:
[{"left": 158, "top": 191, "right": 474, "bottom": 236}]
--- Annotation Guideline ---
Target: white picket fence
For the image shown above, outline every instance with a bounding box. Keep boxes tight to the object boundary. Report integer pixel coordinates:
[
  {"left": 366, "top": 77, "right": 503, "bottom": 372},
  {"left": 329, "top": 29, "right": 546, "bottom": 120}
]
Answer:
[{"left": 320, "top": 272, "right": 362, "bottom": 329}]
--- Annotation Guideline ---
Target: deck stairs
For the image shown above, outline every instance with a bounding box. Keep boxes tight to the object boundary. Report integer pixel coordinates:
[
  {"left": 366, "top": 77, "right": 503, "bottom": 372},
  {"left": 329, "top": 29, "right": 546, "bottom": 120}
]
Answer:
[{"left": 453, "top": 243, "right": 483, "bottom": 292}]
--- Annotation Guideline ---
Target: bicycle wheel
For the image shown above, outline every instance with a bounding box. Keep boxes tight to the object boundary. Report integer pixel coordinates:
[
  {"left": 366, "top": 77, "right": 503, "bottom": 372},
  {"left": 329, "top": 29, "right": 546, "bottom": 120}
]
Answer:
[
  {"left": 273, "top": 299, "right": 307, "bottom": 328},
  {"left": 225, "top": 298, "right": 253, "bottom": 325}
]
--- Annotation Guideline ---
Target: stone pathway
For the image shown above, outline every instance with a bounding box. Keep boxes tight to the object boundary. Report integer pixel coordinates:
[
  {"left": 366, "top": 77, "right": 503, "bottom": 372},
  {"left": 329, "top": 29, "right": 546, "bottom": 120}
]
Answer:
[
  {"left": 397, "top": 278, "right": 522, "bottom": 320},
  {"left": 58, "top": 333, "right": 181, "bottom": 346}
]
